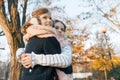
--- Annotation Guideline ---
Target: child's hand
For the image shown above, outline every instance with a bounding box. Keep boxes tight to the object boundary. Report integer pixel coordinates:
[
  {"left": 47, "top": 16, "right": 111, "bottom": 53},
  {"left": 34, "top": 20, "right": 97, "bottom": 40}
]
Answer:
[{"left": 21, "top": 54, "right": 32, "bottom": 68}]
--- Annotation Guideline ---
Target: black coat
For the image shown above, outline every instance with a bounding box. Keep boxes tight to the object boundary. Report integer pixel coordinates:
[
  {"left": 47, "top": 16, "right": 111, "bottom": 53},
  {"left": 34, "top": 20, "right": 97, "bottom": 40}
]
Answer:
[{"left": 20, "top": 36, "right": 61, "bottom": 80}]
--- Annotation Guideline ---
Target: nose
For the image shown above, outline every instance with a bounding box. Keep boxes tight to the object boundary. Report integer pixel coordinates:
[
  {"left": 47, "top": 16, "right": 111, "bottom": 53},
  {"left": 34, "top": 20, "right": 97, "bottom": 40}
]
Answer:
[
  {"left": 47, "top": 18, "right": 52, "bottom": 25},
  {"left": 57, "top": 28, "right": 62, "bottom": 33}
]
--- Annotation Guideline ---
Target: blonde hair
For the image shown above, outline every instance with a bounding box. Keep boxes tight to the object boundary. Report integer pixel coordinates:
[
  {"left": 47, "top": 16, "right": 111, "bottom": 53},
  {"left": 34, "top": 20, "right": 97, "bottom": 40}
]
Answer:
[{"left": 21, "top": 7, "right": 50, "bottom": 34}]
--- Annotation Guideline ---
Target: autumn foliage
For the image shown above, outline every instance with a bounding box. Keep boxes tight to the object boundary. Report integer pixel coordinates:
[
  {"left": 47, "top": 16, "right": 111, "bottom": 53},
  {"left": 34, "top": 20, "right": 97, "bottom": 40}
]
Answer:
[{"left": 66, "top": 25, "right": 120, "bottom": 77}]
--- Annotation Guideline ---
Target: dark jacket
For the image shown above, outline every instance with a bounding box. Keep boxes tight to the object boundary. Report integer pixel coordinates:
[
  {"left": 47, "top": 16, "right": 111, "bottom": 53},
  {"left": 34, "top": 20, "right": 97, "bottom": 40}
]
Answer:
[
  {"left": 59, "top": 65, "right": 73, "bottom": 74},
  {"left": 20, "top": 36, "right": 61, "bottom": 80}
]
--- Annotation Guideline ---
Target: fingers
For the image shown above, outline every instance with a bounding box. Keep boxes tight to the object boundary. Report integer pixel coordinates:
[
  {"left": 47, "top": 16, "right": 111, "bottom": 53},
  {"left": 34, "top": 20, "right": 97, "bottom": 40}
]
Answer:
[
  {"left": 20, "top": 54, "right": 32, "bottom": 68},
  {"left": 24, "top": 64, "right": 32, "bottom": 68},
  {"left": 20, "top": 54, "right": 30, "bottom": 58}
]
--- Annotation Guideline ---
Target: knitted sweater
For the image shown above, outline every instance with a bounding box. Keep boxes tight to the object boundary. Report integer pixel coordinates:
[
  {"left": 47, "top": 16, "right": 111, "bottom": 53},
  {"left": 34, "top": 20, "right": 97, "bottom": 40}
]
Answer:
[
  {"left": 17, "top": 25, "right": 73, "bottom": 80},
  {"left": 16, "top": 25, "right": 72, "bottom": 68},
  {"left": 20, "top": 25, "right": 61, "bottom": 80}
]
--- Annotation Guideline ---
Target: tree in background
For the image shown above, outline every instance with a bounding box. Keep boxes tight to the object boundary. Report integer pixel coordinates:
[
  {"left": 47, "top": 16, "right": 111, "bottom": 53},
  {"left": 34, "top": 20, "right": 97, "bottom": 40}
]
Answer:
[
  {"left": 89, "top": 28, "right": 120, "bottom": 80},
  {"left": 67, "top": 23, "right": 120, "bottom": 79},
  {"left": 66, "top": 25, "right": 92, "bottom": 73},
  {"left": 0, "top": 0, "right": 120, "bottom": 80},
  {"left": 93, "top": 0, "right": 120, "bottom": 30},
  {"left": 0, "top": 0, "right": 28, "bottom": 80}
]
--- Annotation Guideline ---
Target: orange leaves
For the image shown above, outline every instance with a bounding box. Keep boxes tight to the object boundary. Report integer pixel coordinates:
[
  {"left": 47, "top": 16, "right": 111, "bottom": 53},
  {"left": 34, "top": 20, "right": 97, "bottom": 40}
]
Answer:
[
  {"left": 111, "top": 56, "right": 120, "bottom": 67},
  {"left": 90, "top": 56, "right": 120, "bottom": 71},
  {"left": 66, "top": 27, "right": 73, "bottom": 36},
  {"left": 72, "top": 44, "right": 84, "bottom": 53},
  {"left": 84, "top": 53, "right": 97, "bottom": 60},
  {"left": 90, "top": 58, "right": 111, "bottom": 71}
]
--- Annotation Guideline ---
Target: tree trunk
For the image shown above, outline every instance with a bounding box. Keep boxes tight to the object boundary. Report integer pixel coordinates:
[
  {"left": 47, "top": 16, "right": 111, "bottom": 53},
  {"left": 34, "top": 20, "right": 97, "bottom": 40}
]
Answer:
[
  {"left": 0, "top": 18, "right": 23, "bottom": 80},
  {"left": 9, "top": 35, "right": 22, "bottom": 80},
  {"left": 0, "top": 7, "right": 23, "bottom": 80},
  {"left": 0, "top": 0, "right": 29, "bottom": 80},
  {"left": 104, "top": 68, "right": 107, "bottom": 80}
]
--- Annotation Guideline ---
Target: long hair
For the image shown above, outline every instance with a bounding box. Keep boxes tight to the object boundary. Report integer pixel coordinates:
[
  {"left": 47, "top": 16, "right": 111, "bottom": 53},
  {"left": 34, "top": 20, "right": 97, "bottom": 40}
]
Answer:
[{"left": 21, "top": 7, "right": 50, "bottom": 34}]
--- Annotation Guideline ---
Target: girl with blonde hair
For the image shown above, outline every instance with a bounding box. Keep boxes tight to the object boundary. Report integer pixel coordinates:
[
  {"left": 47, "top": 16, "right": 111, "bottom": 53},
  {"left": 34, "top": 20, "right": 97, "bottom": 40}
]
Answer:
[
  {"left": 17, "top": 8, "right": 73, "bottom": 80},
  {"left": 19, "top": 7, "right": 61, "bottom": 80}
]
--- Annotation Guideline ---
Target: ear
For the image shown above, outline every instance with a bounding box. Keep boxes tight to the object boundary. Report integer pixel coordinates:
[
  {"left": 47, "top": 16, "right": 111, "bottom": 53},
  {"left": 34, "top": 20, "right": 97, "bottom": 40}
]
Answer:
[{"left": 30, "top": 17, "right": 39, "bottom": 25}]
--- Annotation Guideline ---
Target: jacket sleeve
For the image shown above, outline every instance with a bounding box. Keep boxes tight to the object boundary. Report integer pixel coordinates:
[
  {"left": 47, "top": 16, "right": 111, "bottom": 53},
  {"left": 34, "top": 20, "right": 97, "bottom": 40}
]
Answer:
[
  {"left": 16, "top": 48, "right": 25, "bottom": 62},
  {"left": 31, "top": 45, "right": 72, "bottom": 68}
]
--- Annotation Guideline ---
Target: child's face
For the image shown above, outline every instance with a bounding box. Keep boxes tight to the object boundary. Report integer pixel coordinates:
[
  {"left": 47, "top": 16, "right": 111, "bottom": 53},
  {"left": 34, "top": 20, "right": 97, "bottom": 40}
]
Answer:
[
  {"left": 38, "top": 13, "right": 53, "bottom": 26},
  {"left": 54, "top": 22, "right": 65, "bottom": 38}
]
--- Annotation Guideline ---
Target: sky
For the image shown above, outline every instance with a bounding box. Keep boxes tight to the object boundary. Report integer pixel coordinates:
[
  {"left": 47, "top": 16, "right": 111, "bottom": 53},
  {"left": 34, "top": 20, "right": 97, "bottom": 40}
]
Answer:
[
  {"left": 0, "top": 0, "right": 120, "bottom": 62},
  {"left": 0, "top": 36, "right": 10, "bottom": 62}
]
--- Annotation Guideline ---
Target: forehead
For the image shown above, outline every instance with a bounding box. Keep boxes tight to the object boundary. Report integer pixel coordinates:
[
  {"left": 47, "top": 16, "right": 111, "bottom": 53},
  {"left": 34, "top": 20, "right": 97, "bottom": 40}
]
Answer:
[
  {"left": 54, "top": 22, "right": 64, "bottom": 28},
  {"left": 39, "top": 12, "right": 51, "bottom": 18}
]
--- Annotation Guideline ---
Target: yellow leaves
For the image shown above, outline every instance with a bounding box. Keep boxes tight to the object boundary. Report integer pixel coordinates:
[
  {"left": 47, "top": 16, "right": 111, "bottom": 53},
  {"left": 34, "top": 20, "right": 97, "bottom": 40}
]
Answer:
[
  {"left": 72, "top": 44, "right": 84, "bottom": 53},
  {"left": 66, "top": 27, "right": 73, "bottom": 36},
  {"left": 84, "top": 53, "right": 97, "bottom": 60},
  {"left": 72, "top": 54, "right": 91, "bottom": 65},
  {"left": 90, "top": 58, "right": 111, "bottom": 71},
  {"left": 111, "top": 56, "right": 120, "bottom": 67},
  {"left": 90, "top": 56, "right": 120, "bottom": 71}
]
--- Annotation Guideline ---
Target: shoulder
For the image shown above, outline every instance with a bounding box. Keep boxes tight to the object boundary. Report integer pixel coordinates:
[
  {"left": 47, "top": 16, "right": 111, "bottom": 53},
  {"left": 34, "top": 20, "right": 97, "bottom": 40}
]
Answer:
[
  {"left": 64, "top": 39, "right": 72, "bottom": 47},
  {"left": 26, "top": 37, "right": 46, "bottom": 47},
  {"left": 45, "top": 37, "right": 60, "bottom": 45},
  {"left": 29, "top": 36, "right": 45, "bottom": 41},
  {"left": 46, "top": 37, "right": 58, "bottom": 41}
]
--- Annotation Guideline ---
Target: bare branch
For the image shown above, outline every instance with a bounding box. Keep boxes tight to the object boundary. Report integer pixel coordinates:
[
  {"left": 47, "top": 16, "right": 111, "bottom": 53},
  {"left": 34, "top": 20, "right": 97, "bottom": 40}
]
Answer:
[
  {"left": 22, "top": 0, "right": 28, "bottom": 25},
  {"left": 0, "top": 31, "right": 5, "bottom": 36},
  {"left": 8, "top": 0, "right": 21, "bottom": 30},
  {"left": 0, "top": 48, "right": 5, "bottom": 50},
  {"left": 93, "top": 0, "right": 120, "bottom": 29},
  {"left": 0, "top": 1, "right": 11, "bottom": 33},
  {"left": 0, "top": 0, "right": 9, "bottom": 24},
  {"left": 109, "top": 3, "right": 120, "bottom": 23},
  {"left": 0, "top": 0, "right": 6, "bottom": 17}
]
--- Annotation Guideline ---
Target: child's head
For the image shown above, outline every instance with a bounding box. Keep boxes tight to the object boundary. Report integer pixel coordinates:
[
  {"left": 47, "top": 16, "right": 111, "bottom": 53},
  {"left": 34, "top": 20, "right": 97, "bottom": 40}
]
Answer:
[
  {"left": 53, "top": 20, "right": 66, "bottom": 38},
  {"left": 32, "top": 7, "right": 53, "bottom": 26},
  {"left": 54, "top": 20, "right": 66, "bottom": 32},
  {"left": 21, "top": 7, "right": 53, "bottom": 34}
]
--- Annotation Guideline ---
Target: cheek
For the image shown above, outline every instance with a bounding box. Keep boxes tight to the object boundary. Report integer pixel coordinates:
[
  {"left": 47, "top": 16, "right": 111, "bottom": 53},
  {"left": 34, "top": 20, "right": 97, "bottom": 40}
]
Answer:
[
  {"left": 41, "top": 19, "right": 45, "bottom": 22},
  {"left": 50, "top": 21, "right": 53, "bottom": 26},
  {"left": 57, "top": 32, "right": 64, "bottom": 36},
  {"left": 40, "top": 20, "right": 46, "bottom": 25}
]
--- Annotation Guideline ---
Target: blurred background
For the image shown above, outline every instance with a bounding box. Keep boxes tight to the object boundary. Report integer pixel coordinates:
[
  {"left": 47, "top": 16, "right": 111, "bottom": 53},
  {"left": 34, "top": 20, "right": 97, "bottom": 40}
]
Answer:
[{"left": 0, "top": 0, "right": 120, "bottom": 80}]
